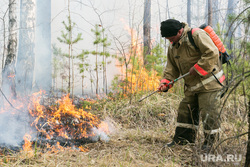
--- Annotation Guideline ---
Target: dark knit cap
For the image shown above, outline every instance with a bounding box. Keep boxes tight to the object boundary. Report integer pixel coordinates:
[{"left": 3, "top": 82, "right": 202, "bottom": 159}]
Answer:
[{"left": 160, "top": 19, "right": 183, "bottom": 37}]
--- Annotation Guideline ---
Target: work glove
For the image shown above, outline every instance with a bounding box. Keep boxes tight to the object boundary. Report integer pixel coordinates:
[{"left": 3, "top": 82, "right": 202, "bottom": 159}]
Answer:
[{"left": 158, "top": 79, "right": 173, "bottom": 92}]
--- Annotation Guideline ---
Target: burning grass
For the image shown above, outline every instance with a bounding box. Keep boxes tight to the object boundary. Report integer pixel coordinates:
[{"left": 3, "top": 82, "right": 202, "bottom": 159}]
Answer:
[
  {"left": 0, "top": 91, "right": 112, "bottom": 158},
  {"left": 29, "top": 93, "right": 101, "bottom": 140},
  {"left": 0, "top": 91, "right": 248, "bottom": 166}
]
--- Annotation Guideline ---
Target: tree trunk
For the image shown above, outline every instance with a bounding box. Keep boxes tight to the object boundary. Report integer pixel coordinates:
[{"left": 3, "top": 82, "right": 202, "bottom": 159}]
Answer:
[
  {"left": 244, "top": 14, "right": 250, "bottom": 167},
  {"left": 16, "top": 0, "right": 36, "bottom": 95},
  {"left": 187, "top": 0, "right": 191, "bottom": 26},
  {"left": 207, "top": 0, "right": 212, "bottom": 26},
  {"left": 212, "top": 0, "right": 219, "bottom": 27},
  {"left": 81, "top": 76, "right": 84, "bottom": 96},
  {"left": 68, "top": 0, "right": 72, "bottom": 95},
  {"left": 71, "top": 42, "right": 74, "bottom": 97},
  {"left": 1, "top": 0, "right": 17, "bottom": 98},
  {"left": 35, "top": 0, "right": 52, "bottom": 93},
  {"left": 95, "top": 45, "right": 98, "bottom": 95},
  {"left": 246, "top": 101, "right": 250, "bottom": 167},
  {"left": 226, "top": 0, "right": 235, "bottom": 50},
  {"left": 143, "top": 0, "right": 151, "bottom": 65},
  {"left": 196, "top": 0, "right": 200, "bottom": 24},
  {"left": 90, "top": 70, "right": 93, "bottom": 94},
  {"left": 165, "top": 0, "right": 170, "bottom": 19},
  {"left": 1, "top": 12, "right": 7, "bottom": 70},
  {"left": 68, "top": 44, "right": 71, "bottom": 94}
]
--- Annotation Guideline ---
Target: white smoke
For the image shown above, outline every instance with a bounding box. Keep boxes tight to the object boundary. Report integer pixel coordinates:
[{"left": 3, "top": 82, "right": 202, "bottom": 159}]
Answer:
[
  {"left": 91, "top": 127, "right": 110, "bottom": 142},
  {"left": 91, "top": 118, "right": 116, "bottom": 142},
  {"left": 0, "top": 77, "right": 34, "bottom": 147},
  {"left": 0, "top": 107, "right": 30, "bottom": 147}
]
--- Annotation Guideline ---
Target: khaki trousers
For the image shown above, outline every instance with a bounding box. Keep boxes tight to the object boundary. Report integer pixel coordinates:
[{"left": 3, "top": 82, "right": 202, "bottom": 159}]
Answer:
[{"left": 173, "top": 91, "right": 221, "bottom": 144}]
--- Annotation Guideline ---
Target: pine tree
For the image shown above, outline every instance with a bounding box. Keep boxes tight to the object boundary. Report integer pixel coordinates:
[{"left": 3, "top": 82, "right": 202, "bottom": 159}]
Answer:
[
  {"left": 77, "top": 50, "right": 89, "bottom": 96},
  {"left": 57, "top": 16, "right": 83, "bottom": 97}
]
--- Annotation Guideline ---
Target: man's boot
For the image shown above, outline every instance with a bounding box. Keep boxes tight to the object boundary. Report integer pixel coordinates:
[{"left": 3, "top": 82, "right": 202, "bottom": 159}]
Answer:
[{"left": 166, "top": 127, "right": 196, "bottom": 147}]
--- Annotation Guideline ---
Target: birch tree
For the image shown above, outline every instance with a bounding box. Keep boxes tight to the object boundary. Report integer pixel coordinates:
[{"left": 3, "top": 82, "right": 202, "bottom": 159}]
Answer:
[
  {"left": 0, "top": 6, "right": 8, "bottom": 72},
  {"left": 1, "top": 0, "right": 17, "bottom": 97},
  {"left": 15, "top": 0, "right": 36, "bottom": 95}
]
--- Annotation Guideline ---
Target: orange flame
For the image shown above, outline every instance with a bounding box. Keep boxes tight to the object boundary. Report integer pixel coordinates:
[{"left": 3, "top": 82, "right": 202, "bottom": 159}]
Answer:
[
  {"left": 116, "top": 26, "right": 160, "bottom": 94},
  {"left": 0, "top": 89, "right": 99, "bottom": 153},
  {"left": 22, "top": 134, "right": 32, "bottom": 152},
  {"left": 28, "top": 92, "right": 104, "bottom": 144}
]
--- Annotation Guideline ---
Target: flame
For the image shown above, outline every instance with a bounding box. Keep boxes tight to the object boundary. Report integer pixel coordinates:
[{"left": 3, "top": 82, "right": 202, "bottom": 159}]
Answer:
[
  {"left": 21, "top": 133, "right": 35, "bottom": 158},
  {"left": 46, "top": 142, "right": 65, "bottom": 153},
  {"left": 29, "top": 93, "right": 101, "bottom": 140},
  {"left": 22, "top": 134, "right": 32, "bottom": 151},
  {"left": 116, "top": 25, "right": 160, "bottom": 94},
  {"left": 24, "top": 92, "right": 108, "bottom": 152},
  {"left": 79, "top": 145, "right": 89, "bottom": 152},
  {"left": 0, "top": 88, "right": 100, "bottom": 153}
]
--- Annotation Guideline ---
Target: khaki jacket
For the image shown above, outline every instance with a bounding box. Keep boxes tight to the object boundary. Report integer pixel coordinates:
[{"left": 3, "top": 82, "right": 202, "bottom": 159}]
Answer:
[{"left": 163, "top": 23, "right": 225, "bottom": 95}]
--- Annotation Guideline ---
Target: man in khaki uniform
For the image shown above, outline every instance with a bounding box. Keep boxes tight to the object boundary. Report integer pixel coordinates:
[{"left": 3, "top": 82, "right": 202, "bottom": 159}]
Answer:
[{"left": 158, "top": 19, "right": 225, "bottom": 150}]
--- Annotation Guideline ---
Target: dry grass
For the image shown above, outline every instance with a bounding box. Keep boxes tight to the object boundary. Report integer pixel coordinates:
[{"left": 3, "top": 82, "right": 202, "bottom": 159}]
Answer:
[{"left": 0, "top": 92, "right": 248, "bottom": 167}]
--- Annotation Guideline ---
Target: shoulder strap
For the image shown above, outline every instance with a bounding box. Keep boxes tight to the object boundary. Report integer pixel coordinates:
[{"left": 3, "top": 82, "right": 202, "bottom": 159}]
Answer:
[{"left": 187, "top": 28, "right": 199, "bottom": 50}]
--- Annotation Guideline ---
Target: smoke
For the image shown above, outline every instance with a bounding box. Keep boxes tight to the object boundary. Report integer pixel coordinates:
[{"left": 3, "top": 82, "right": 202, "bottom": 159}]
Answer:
[
  {"left": 34, "top": 0, "right": 52, "bottom": 93},
  {"left": 0, "top": 0, "right": 50, "bottom": 147},
  {"left": 91, "top": 127, "right": 110, "bottom": 142},
  {"left": 0, "top": 72, "right": 34, "bottom": 147},
  {"left": 0, "top": 107, "right": 31, "bottom": 147},
  {"left": 91, "top": 118, "right": 116, "bottom": 142}
]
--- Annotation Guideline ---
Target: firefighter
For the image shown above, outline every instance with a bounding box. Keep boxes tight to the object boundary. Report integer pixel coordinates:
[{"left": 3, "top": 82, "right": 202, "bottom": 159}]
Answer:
[{"left": 158, "top": 19, "right": 225, "bottom": 151}]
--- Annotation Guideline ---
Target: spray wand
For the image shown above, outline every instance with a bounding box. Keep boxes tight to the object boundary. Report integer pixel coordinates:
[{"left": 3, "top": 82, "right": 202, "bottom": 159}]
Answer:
[{"left": 138, "top": 72, "right": 190, "bottom": 102}]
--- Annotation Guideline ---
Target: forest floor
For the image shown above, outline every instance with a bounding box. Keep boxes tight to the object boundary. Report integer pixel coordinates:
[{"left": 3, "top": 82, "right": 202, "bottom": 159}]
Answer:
[{"left": 0, "top": 91, "right": 248, "bottom": 167}]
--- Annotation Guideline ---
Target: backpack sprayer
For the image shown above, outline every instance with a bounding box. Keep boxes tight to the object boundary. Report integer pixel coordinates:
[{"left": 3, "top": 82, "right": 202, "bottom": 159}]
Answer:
[
  {"left": 188, "top": 24, "right": 231, "bottom": 64},
  {"left": 138, "top": 72, "right": 190, "bottom": 102}
]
